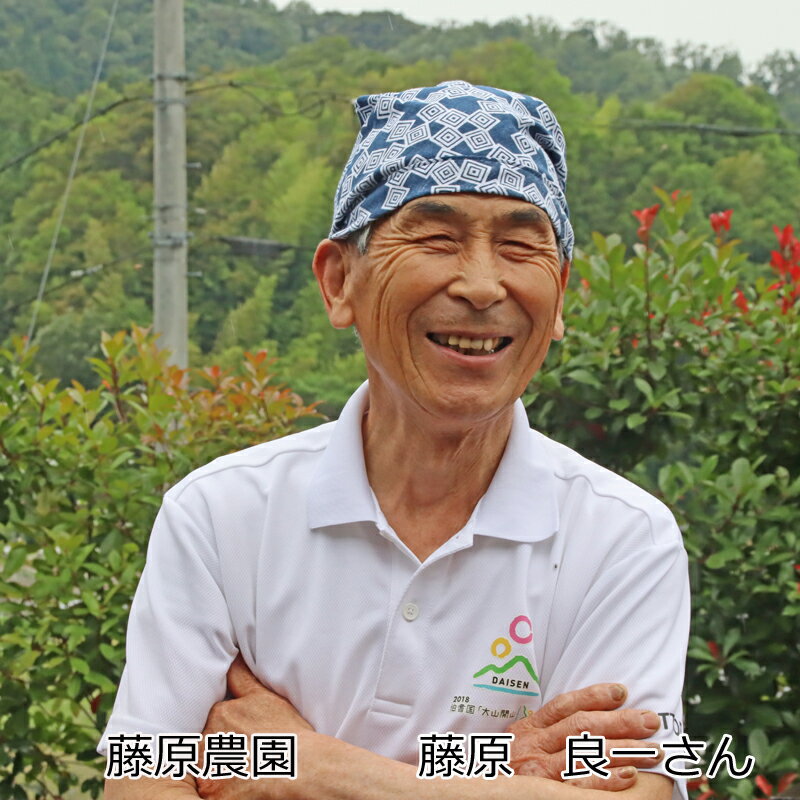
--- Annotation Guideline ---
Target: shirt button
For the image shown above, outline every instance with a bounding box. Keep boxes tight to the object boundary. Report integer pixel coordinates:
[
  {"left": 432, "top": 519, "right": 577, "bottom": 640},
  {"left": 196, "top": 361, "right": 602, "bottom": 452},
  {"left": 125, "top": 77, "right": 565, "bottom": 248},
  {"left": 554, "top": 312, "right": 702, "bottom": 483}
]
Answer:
[{"left": 402, "top": 602, "right": 420, "bottom": 621}]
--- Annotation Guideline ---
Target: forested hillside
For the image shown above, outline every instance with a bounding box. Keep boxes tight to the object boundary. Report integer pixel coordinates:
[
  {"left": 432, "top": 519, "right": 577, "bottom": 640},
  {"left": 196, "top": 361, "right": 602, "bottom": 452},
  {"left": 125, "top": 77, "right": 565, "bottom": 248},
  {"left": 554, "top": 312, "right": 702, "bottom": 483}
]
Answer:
[
  {"left": 2, "top": 0, "right": 799, "bottom": 411},
  {"left": 2, "top": 6, "right": 799, "bottom": 798}
]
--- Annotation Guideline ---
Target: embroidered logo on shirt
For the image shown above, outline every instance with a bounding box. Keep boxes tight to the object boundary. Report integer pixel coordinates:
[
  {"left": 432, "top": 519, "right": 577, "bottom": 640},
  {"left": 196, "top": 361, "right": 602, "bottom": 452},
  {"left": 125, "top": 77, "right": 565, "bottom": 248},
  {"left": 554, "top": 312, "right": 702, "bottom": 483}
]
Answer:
[{"left": 472, "top": 615, "right": 540, "bottom": 697}]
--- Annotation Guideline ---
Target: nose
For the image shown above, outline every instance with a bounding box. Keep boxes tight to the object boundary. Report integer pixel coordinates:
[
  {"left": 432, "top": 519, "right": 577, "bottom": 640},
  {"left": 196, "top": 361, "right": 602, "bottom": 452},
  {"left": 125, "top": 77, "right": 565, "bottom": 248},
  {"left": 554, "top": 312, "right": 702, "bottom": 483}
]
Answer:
[{"left": 446, "top": 249, "right": 507, "bottom": 309}]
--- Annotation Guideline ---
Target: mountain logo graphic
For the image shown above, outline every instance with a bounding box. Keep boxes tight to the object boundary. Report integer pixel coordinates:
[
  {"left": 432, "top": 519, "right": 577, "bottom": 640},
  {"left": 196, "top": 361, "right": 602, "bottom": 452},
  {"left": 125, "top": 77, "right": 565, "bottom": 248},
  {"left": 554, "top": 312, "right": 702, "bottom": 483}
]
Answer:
[{"left": 473, "top": 655, "right": 540, "bottom": 697}]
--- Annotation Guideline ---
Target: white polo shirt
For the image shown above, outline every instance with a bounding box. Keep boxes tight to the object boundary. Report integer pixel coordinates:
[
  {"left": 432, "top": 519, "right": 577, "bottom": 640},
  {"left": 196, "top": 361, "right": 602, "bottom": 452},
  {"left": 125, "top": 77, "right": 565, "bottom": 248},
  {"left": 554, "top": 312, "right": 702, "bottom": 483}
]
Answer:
[{"left": 99, "top": 382, "right": 689, "bottom": 798}]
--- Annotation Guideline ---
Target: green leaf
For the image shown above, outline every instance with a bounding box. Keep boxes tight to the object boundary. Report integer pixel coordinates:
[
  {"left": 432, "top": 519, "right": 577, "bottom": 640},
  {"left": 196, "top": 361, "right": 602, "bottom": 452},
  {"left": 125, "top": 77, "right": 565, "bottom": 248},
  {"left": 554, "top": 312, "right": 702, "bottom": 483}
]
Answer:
[
  {"left": 633, "top": 377, "right": 654, "bottom": 404},
  {"left": 626, "top": 413, "right": 647, "bottom": 430},
  {"left": 706, "top": 549, "right": 740, "bottom": 569},
  {"left": 747, "top": 729, "right": 769, "bottom": 764},
  {"left": 566, "top": 369, "right": 604, "bottom": 389},
  {"left": 649, "top": 362, "right": 666, "bottom": 381},
  {"left": 2, "top": 547, "right": 27, "bottom": 577},
  {"left": 99, "top": 643, "right": 118, "bottom": 662},
  {"left": 722, "top": 628, "right": 740, "bottom": 655}
]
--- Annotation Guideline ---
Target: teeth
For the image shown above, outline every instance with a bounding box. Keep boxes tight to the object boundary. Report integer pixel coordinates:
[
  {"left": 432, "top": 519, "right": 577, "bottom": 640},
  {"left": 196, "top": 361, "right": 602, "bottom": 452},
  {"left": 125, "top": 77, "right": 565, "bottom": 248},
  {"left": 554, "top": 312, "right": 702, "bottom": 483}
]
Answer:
[{"left": 431, "top": 334, "right": 506, "bottom": 355}]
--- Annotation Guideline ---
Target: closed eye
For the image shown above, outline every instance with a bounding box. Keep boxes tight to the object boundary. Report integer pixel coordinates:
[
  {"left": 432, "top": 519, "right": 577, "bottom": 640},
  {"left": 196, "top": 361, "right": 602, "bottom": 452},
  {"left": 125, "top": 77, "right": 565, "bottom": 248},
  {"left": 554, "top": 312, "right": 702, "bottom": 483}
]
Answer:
[{"left": 417, "top": 234, "right": 458, "bottom": 251}]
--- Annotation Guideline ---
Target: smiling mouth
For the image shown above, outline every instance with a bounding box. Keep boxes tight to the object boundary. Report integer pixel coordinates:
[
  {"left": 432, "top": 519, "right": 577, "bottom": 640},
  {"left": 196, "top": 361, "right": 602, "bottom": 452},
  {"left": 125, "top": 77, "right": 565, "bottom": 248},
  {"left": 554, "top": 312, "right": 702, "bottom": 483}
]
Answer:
[{"left": 427, "top": 333, "right": 512, "bottom": 356}]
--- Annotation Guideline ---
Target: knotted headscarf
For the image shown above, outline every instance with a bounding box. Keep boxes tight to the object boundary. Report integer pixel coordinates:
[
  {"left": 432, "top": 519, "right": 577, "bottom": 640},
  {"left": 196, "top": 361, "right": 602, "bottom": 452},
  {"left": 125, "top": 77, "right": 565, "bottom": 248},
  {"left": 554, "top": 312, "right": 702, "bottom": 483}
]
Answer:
[{"left": 330, "top": 80, "right": 573, "bottom": 259}]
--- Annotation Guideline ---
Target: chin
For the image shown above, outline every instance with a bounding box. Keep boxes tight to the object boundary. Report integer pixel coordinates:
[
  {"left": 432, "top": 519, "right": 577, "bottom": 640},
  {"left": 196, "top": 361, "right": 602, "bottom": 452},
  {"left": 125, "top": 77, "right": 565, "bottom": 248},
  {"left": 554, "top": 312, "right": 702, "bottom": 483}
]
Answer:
[{"left": 417, "top": 387, "right": 517, "bottom": 425}]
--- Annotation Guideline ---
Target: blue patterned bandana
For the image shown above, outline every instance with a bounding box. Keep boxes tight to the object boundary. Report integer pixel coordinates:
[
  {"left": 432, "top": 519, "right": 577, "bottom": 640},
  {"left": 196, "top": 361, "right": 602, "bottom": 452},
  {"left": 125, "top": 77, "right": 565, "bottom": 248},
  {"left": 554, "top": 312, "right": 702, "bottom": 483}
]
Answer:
[{"left": 330, "top": 80, "right": 573, "bottom": 259}]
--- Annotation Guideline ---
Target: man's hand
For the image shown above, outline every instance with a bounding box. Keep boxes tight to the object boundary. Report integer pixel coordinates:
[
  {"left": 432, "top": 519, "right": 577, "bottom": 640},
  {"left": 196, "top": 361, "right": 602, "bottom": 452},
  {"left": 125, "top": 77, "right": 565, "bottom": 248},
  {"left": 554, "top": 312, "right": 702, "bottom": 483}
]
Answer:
[
  {"left": 507, "top": 683, "right": 664, "bottom": 791},
  {"left": 195, "top": 655, "right": 313, "bottom": 799},
  {"left": 205, "top": 653, "right": 314, "bottom": 735},
  {"left": 195, "top": 661, "right": 668, "bottom": 799}
]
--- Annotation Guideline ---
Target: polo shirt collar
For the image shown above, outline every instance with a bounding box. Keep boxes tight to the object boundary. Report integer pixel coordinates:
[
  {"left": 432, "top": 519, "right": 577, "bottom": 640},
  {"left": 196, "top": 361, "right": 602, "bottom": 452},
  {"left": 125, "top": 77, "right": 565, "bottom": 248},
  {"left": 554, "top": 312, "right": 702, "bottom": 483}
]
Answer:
[{"left": 307, "top": 382, "right": 559, "bottom": 543}]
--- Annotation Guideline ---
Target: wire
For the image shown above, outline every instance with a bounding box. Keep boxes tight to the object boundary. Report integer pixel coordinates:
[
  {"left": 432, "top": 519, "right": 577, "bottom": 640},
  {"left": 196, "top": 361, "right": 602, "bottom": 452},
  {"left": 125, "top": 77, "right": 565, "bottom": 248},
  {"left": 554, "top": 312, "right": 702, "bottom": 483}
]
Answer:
[
  {"left": 0, "top": 94, "right": 149, "bottom": 176},
  {"left": 607, "top": 118, "right": 800, "bottom": 137},
  {"left": 25, "top": 0, "right": 121, "bottom": 348},
  {"left": 3, "top": 245, "right": 152, "bottom": 319},
  {"left": 0, "top": 84, "right": 347, "bottom": 178}
]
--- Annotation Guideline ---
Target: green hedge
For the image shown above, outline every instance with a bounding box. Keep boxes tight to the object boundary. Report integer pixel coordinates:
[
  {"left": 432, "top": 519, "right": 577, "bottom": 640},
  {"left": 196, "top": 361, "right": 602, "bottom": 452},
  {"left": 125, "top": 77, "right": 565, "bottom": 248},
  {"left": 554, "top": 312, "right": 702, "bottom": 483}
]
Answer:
[
  {"left": 1, "top": 190, "right": 798, "bottom": 798},
  {"left": 526, "top": 190, "right": 800, "bottom": 799},
  {"left": 0, "top": 330, "right": 317, "bottom": 798}
]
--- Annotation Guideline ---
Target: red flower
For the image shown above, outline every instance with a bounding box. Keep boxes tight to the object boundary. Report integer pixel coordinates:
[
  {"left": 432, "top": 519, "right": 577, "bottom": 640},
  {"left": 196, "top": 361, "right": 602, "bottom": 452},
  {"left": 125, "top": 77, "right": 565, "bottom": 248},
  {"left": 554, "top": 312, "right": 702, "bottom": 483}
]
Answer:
[
  {"left": 707, "top": 640, "right": 720, "bottom": 659},
  {"left": 774, "top": 224, "right": 795, "bottom": 251},
  {"left": 709, "top": 210, "right": 733, "bottom": 235},
  {"left": 580, "top": 277, "right": 590, "bottom": 290},
  {"left": 778, "top": 773, "right": 798, "bottom": 794},
  {"left": 755, "top": 775, "right": 772, "bottom": 797},
  {"left": 734, "top": 289, "right": 749, "bottom": 313},
  {"left": 631, "top": 337, "right": 640, "bottom": 349},
  {"left": 691, "top": 308, "right": 713, "bottom": 327},
  {"left": 632, "top": 204, "right": 660, "bottom": 243},
  {"left": 771, "top": 251, "right": 793, "bottom": 275},
  {"left": 671, "top": 189, "right": 681, "bottom": 201}
]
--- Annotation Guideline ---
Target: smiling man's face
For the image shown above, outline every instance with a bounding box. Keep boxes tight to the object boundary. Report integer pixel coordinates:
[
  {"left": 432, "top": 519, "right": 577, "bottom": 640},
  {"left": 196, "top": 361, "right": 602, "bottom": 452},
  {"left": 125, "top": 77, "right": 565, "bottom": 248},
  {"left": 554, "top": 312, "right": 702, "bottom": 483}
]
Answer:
[{"left": 327, "top": 193, "right": 568, "bottom": 426}]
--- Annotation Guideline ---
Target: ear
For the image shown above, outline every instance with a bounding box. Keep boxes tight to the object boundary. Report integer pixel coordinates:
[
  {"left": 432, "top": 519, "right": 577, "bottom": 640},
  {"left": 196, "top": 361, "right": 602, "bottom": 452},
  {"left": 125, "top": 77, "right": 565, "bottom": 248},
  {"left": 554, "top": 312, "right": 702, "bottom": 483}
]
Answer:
[
  {"left": 551, "top": 259, "right": 570, "bottom": 342},
  {"left": 312, "top": 238, "right": 356, "bottom": 329}
]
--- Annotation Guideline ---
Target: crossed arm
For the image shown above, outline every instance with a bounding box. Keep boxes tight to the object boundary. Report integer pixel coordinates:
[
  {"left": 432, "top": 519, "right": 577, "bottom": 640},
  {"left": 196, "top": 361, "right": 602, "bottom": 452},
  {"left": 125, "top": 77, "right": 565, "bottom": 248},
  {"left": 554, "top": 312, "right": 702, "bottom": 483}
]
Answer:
[{"left": 104, "top": 657, "right": 673, "bottom": 800}]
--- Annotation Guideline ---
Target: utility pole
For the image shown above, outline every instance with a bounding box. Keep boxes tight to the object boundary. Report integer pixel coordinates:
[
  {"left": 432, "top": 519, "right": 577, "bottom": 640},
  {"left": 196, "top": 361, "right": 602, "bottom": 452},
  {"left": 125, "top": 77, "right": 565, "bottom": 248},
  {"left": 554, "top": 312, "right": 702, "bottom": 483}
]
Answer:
[{"left": 153, "top": 0, "right": 188, "bottom": 368}]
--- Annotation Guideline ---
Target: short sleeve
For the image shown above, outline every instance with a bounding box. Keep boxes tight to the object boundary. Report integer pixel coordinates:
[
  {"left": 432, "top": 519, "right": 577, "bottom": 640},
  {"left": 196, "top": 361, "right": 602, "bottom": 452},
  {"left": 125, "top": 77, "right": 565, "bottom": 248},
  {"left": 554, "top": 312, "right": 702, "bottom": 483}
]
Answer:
[
  {"left": 97, "top": 495, "right": 237, "bottom": 754},
  {"left": 541, "top": 533, "right": 690, "bottom": 800}
]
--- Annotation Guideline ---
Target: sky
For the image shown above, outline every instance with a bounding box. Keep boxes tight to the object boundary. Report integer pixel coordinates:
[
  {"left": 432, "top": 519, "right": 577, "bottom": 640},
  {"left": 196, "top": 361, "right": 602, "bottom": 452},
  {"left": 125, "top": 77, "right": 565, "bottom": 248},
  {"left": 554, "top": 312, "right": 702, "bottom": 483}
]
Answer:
[{"left": 289, "top": 0, "right": 798, "bottom": 68}]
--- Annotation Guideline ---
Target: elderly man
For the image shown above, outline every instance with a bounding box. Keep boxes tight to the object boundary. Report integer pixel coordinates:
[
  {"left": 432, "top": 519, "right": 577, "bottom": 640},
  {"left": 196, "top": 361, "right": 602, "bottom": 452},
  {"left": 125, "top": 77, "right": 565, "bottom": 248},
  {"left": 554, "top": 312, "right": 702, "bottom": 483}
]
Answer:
[{"left": 101, "top": 81, "right": 689, "bottom": 800}]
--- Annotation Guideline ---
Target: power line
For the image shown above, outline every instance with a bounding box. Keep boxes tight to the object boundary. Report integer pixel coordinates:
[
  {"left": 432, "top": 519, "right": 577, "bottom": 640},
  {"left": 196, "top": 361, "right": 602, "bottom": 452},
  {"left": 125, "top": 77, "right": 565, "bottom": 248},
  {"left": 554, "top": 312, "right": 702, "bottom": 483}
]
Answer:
[
  {"left": 608, "top": 118, "right": 800, "bottom": 137},
  {"left": 0, "top": 94, "right": 149, "bottom": 176},
  {"left": 3, "top": 244, "right": 152, "bottom": 318},
  {"left": 1, "top": 230, "right": 310, "bottom": 320},
  {"left": 0, "top": 82, "right": 348, "bottom": 178},
  {"left": 25, "top": 0, "right": 122, "bottom": 348}
]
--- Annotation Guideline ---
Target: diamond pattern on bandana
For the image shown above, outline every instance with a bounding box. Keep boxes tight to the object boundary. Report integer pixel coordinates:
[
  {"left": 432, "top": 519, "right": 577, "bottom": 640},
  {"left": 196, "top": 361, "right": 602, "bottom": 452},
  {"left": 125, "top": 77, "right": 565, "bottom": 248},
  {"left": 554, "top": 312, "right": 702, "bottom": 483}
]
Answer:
[
  {"left": 439, "top": 108, "right": 469, "bottom": 127},
  {"left": 461, "top": 161, "right": 491, "bottom": 184},
  {"left": 468, "top": 111, "right": 498, "bottom": 130},
  {"left": 331, "top": 80, "right": 573, "bottom": 259},
  {"left": 406, "top": 123, "right": 431, "bottom": 145},
  {"left": 384, "top": 142, "right": 405, "bottom": 162},
  {"left": 431, "top": 126, "right": 463, "bottom": 149},
  {"left": 386, "top": 120, "right": 414, "bottom": 142},
  {"left": 431, "top": 160, "right": 462, "bottom": 184},
  {"left": 350, "top": 206, "right": 371, "bottom": 229},
  {"left": 384, "top": 169, "right": 406, "bottom": 187},
  {"left": 463, "top": 129, "right": 494, "bottom": 152},
  {"left": 511, "top": 130, "right": 535, "bottom": 154},
  {"left": 498, "top": 164, "right": 525, "bottom": 192},
  {"left": 365, "top": 149, "right": 385, "bottom": 171},
  {"left": 418, "top": 103, "right": 448, "bottom": 122},
  {"left": 486, "top": 143, "right": 518, "bottom": 165},
  {"left": 362, "top": 128, "right": 380, "bottom": 148},
  {"left": 477, "top": 99, "right": 510, "bottom": 114},
  {"left": 375, "top": 94, "right": 394, "bottom": 118},
  {"left": 386, "top": 185, "right": 410, "bottom": 207}
]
